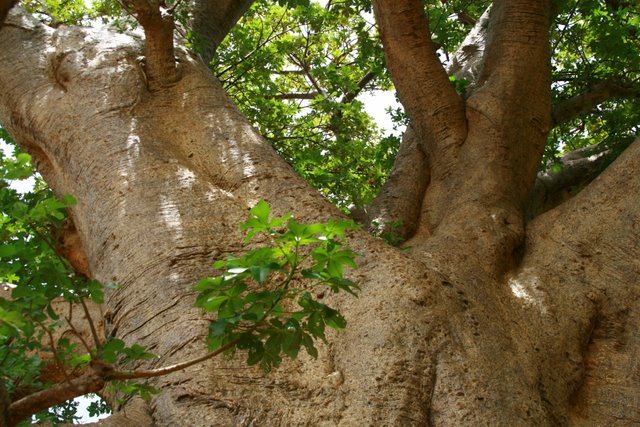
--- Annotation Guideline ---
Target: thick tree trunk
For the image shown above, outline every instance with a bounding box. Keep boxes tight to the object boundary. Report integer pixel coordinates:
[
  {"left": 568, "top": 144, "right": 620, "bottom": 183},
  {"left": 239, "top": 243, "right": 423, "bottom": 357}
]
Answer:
[{"left": 1, "top": 6, "right": 639, "bottom": 426}]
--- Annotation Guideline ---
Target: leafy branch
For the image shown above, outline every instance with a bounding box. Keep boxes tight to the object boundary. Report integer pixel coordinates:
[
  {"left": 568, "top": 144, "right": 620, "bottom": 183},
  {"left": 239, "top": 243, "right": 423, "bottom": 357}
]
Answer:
[
  {"left": 1, "top": 147, "right": 359, "bottom": 427},
  {"left": 193, "top": 200, "right": 360, "bottom": 372}
]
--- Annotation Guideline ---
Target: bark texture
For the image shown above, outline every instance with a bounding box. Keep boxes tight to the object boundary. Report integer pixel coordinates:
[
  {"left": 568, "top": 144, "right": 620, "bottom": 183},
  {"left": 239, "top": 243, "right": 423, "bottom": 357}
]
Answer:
[{"left": 0, "top": 3, "right": 639, "bottom": 426}]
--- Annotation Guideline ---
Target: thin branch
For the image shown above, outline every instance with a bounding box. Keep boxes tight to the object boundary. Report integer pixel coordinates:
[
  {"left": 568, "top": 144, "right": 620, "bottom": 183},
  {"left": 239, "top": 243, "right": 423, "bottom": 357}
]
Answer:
[
  {"left": 340, "top": 70, "right": 376, "bottom": 104},
  {"left": 266, "top": 92, "right": 320, "bottom": 100},
  {"left": 79, "top": 296, "right": 102, "bottom": 351},
  {"left": 167, "top": 0, "right": 184, "bottom": 14},
  {"left": 272, "top": 69, "right": 305, "bottom": 75},
  {"left": 456, "top": 11, "right": 476, "bottom": 26},
  {"left": 216, "top": 15, "right": 293, "bottom": 78},
  {"left": 65, "top": 314, "right": 96, "bottom": 356},
  {"left": 551, "top": 1, "right": 579, "bottom": 52},
  {"left": 552, "top": 80, "right": 639, "bottom": 126},
  {"left": 34, "top": 318, "right": 70, "bottom": 382},
  {"left": 108, "top": 339, "right": 239, "bottom": 380},
  {"left": 289, "top": 53, "right": 329, "bottom": 99}
]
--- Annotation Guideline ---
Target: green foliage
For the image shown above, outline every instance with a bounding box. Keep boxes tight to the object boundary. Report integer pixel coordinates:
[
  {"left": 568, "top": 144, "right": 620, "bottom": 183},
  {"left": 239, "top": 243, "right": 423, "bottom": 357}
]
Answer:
[
  {"left": 100, "top": 338, "right": 157, "bottom": 364},
  {"left": 27, "top": 399, "right": 79, "bottom": 425},
  {"left": 545, "top": 0, "right": 640, "bottom": 166},
  {"left": 0, "top": 146, "right": 84, "bottom": 393},
  {"left": 0, "top": 141, "right": 115, "bottom": 424},
  {"left": 448, "top": 75, "right": 469, "bottom": 96},
  {"left": 194, "top": 200, "right": 359, "bottom": 372},
  {"left": 22, "top": 0, "right": 98, "bottom": 26},
  {"left": 86, "top": 394, "right": 112, "bottom": 417},
  {"left": 214, "top": 1, "right": 399, "bottom": 209},
  {"left": 12, "top": 0, "right": 639, "bottom": 201},
  {"left": 370, "top": 219, "right": 405, "bottom": 247},
  {"left": 1, "top": 138, "right": 358, "bottom": 420},
  {"left": 422, "top": 0, "right": 492, "bottom": 53},
  {"left": 108, "top": 381, "right": 158, "bottom": 403}
]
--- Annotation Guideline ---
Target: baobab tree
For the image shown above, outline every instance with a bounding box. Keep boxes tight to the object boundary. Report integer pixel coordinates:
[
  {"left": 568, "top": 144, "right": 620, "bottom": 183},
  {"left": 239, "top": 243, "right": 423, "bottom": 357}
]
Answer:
[{"left": 1, "top": 0, "right": 639, "bottom": 425}]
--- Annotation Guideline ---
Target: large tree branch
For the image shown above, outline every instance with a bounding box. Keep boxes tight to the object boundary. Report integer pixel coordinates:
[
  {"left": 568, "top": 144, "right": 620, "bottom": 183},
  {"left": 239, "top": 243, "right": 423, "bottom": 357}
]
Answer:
[
  {"left": 372, "top": 0, "right": 467, "bottom": 159},
  {"left": 468, "top": 0, "right": 552, "bottom": 127},
  {"left": 453, "top": 0, "right": 552, "bottom": 216},
  {"left": 518, "top": 139, "right": 640, "bottom": 424},
  {"left": 526, "top": 144, "right": 613, "bottom": 219},
  {"left": 446, "top": 6, "right": 491, "bottom": 97},
  {"left": 7, "top": 369, "right": 106, "bottom": 426},
  {"left": 552, "top": 80, "right": 640, "bottom": 126},
  {"left": 363, "top": 126, "right": 429, "bottom": 240},
  {"left": 125, "top": 0, "right": 178, "bottom": 88},
  {"left": 189, "top": 0, "right": 254, "bottom": 65}
]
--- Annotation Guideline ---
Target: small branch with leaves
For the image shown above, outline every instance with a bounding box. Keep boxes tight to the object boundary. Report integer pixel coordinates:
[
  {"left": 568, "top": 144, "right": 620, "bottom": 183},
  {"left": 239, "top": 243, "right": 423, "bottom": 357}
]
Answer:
[{"left": 2, "top": 199, "right": 359, "bottom": 425}]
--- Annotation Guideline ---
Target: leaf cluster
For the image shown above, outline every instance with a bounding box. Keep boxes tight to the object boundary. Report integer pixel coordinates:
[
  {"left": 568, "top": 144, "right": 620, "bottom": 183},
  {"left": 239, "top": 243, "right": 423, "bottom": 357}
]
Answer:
[
  {"left": 194, "top": 200, "right": 359, "bottom": 372},
  {"left": 546, "top": 0, "right": 640, "bottom": 166}
]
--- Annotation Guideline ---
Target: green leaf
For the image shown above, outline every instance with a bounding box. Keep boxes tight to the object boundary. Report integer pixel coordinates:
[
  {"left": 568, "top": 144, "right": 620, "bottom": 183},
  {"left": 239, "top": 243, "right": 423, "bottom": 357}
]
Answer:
[
  {"left": 246, "top": 340, "right": 265, "bottom": 365},
  {"left": 250, "top": 262, "right": 281, "bottom": 283},
  {"left": 301, "top": 332, "right": 318, "bottom": 359},
  {"left": 306, "top": 311, "right": 326, "bottom": 341},
  {"left": 122, "top": 344, "right": 156, "bottom": 361},
  {"left": 249, "top": 199, "right": 270, "bottom": 224},
  {"left": 198, "top": 295, "right": 228, "bottom": 312},
  {"left": 282, "top": 320, "right": 302, "bottom": 359},
  {"left": 324, "top": 307, "right": 347, "bottom": 330},
  {"left": 209, "top": 319, "right": 230, "bottom": 337},
  {"left": 88, "top": 280, "right": 104, "bottom": 304},
  {"left": 101, "top": 338, "right": 126, "bottom": 363},
  {"left": 0, "top": 244, "right": 19, "bottom": 258},
  {"left": 193, "top": 276, "right": 224, "bottom": 292}
]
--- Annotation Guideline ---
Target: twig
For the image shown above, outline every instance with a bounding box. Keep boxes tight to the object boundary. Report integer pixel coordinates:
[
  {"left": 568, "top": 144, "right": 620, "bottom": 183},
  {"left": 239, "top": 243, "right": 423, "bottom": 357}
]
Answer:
[
  {"left": 64, "top": 314, "right": 96, "bottom": 357},
  {"left": 79, "top": 295, "right": 102, "bottom": 350},
  {"left": 107, "top": 340, "right": 239, "bottom": 380},
  {"left": 34, "top": 318, "right": 70, "bottom": 382},
  {"left": 167, "top": 0, "right": 184, "bottom": 14}
]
